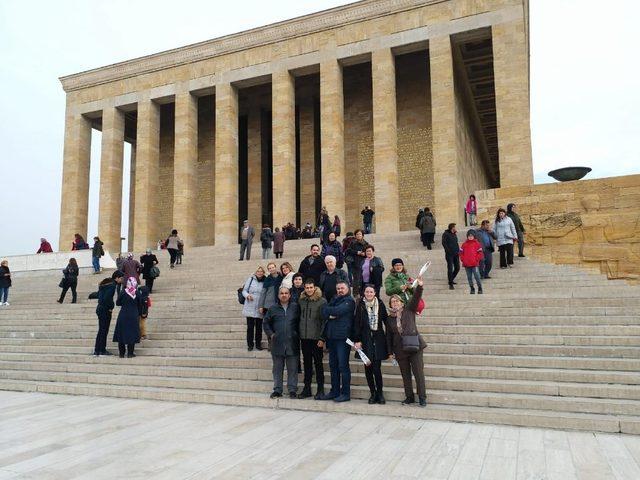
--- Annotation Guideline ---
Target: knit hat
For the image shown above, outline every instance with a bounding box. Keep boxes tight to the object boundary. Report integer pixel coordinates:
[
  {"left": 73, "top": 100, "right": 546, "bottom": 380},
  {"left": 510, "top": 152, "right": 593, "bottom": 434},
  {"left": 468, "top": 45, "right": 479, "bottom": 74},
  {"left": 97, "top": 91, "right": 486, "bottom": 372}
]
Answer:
[
  {"left": 466, "top": 229, "right": 476, "bottom": 238},
  {"left": 391, "top": 258, "right": 404, "bottom": 266}
]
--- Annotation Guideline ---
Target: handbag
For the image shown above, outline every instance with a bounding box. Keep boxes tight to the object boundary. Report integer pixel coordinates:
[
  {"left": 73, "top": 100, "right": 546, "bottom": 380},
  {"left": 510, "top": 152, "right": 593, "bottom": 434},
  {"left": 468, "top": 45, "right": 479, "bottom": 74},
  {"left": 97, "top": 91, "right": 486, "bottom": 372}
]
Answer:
[
  {"left": 401, "top": 335, "right": 420, "bottom": 353},
  {"left": 58, "top": 277, "right": 67, "bottom": 289},
  {"left": 237, "top": 277, "right": 253, "bottom": 305},
  {"left": 149, "top": 266, "right": 160, "bottom": 278}
]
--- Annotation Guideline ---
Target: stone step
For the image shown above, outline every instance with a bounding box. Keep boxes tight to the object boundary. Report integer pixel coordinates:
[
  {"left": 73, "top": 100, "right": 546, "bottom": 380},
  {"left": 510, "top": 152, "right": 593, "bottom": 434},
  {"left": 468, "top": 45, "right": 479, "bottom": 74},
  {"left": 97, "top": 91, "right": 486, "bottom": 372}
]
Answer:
[
  {"left": 425, "top": 334, "right": 640, "bottom": 347},
  {"left": 426, "top": 343, "right": 640, "bottom": 358}
]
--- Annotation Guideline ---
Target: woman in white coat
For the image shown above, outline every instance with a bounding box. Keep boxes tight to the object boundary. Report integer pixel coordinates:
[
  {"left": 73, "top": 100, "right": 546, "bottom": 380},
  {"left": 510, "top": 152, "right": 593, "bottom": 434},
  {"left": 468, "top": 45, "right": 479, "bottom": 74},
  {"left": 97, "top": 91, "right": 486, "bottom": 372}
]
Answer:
[
  {"left": 242, "top": 266, "right": 266, "bottom": 351},
  {"left": 493, "top": 208, "right": 517, "bottom": 268},
  {"left": 279, "top": 262, "right": 295, "bottom": 289}
]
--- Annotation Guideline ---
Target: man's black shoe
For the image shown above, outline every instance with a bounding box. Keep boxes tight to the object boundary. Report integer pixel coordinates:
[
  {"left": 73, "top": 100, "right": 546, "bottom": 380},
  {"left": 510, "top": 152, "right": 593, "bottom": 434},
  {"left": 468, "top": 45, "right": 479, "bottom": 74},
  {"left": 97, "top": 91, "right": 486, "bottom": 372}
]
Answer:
[
  {"left": 270, "top": 391, "right": 282, "bottom": 399},
  {"left": 419, "top": 398, "right": 427, "bottom": 407},
  {"left": 298, "top": 387, "right": 312, "bottom": 399},
  {"left": 401, "top": 397, "right": 415, "bottom": 405},
  {"left": 289, "top": 392, "right": 297, "bottom": 399},
  {"left": 368, "top": 393, "right": 377, "bottom": 404}
]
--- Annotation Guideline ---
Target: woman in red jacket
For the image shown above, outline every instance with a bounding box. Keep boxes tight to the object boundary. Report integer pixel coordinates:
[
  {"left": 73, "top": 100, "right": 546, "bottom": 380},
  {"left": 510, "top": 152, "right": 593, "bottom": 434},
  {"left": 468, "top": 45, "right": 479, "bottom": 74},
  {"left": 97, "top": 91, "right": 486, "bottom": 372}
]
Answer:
[{"left": 459, "top": 230, "right": 484, "bottom": 294}]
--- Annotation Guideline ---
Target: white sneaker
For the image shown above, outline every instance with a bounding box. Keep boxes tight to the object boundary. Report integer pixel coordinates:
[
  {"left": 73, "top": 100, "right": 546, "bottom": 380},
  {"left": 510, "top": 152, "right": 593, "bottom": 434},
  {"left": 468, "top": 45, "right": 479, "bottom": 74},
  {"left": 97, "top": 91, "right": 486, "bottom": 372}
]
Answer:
[{"left": 3, "top": 302, "right": 8, "bottom": 306}]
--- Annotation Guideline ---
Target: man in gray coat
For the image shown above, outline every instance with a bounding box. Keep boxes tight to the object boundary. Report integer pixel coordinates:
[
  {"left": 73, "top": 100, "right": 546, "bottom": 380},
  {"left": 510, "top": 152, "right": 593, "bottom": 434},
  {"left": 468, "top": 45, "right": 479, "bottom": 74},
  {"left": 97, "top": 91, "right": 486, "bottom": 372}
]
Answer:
[
  {"left": 239, "top": 220, "right": 255, "bottom": 261},
  {"left": 263, "top": 287, "right": 300, "bottom": 399}
]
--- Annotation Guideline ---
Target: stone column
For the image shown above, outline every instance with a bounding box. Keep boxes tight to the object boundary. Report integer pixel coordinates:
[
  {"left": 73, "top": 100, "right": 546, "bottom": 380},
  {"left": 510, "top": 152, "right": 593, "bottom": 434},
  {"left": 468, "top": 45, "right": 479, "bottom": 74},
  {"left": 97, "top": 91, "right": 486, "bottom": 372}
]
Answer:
[
  {"left": 272, "top": 70, "right": 296, "bottom": 229},
  {"left": 133, "top": 100, "right": 160, "bottom": 252},
  {"left": 247, "top": 108, "right": 262, "bottom": 228},
  {"left": 98, "top": 107, "right": 125, "bottom": 253},
  {"left": 430, "top": 36, "right": 463, "bottom": 226},
  {"left": 214, "top": 82, "right": 239, "bottom": 245},
  {"left": 298, "top": 99, "right": 316, "bottom": 226},
  {"left": 493, "top": 18, "right": 534, "bottom": 187},
  {"left": 59, "top": 109, "right": 92, "bottom": 251},
  {"left": 372, "top": 48, "right": 400, "bottom": 233},
  {"left": 320, "top": 58, "right": 346, "bottom": 230},
  {"left": 127, "top": 145, "right": 136, "bottom": 252},
  {"left": 173, "top": 91, "right": 198, "bottom": 247}
]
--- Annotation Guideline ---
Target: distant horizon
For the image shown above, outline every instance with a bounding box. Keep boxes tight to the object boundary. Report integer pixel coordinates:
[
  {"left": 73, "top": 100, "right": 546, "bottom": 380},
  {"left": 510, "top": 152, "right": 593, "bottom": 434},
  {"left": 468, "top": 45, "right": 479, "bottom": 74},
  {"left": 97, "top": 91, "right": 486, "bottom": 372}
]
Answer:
[{"left": 1, "top": 0, "right": 638, "bottom": 257}]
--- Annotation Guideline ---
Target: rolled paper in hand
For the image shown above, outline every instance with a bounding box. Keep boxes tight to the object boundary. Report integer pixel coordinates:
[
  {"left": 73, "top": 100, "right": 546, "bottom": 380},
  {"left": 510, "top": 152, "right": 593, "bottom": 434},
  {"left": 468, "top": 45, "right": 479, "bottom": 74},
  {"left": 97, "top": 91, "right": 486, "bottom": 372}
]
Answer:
[
  {"left": 346, "top": 338, "right": 371, "bottom": 366},
  {"left": 412, "top": 261, "right": 432, "bottom": 288}
]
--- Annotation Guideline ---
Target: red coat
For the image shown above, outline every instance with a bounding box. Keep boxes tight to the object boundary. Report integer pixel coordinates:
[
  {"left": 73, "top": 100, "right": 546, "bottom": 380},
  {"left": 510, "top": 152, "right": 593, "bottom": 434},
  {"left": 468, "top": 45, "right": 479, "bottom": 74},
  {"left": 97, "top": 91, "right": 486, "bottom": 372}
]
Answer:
[
  {"left": 459, "top": 239, "right": 484, "bottom": 267},
  {"left": 37, "top": 241, "right": 53, "bottom": 253}
]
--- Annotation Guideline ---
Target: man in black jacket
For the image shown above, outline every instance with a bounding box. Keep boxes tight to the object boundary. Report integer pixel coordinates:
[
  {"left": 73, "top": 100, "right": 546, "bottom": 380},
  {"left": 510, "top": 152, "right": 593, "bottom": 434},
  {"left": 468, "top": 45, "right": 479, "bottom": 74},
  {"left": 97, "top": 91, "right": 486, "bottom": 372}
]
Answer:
[
  {"left": 442, "top": 223, "right": 460, "bottom": 290},
  {"left": 93, "top": 271, "right": 124, "bottom": 356},
  {"left": 298, "top": 244, "right": 325, "bottom": 285},
  {"left": 263, "top": 288, "right": 301, "bottom": 399}
]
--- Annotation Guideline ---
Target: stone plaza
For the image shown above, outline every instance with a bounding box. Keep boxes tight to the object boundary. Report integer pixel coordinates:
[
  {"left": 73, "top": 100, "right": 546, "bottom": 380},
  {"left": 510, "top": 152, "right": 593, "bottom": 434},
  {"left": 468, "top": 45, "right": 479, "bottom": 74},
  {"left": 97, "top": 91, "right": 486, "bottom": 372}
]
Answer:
[{"left": 58, "top": 0, "right": 533, "bottom": 253}]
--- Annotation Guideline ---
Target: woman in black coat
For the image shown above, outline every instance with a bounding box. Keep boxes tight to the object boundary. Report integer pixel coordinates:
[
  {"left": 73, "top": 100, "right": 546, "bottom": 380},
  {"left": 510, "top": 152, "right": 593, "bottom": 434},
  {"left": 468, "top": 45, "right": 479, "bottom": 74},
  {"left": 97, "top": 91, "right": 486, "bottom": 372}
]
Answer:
[
  {"left": 58, "top": 258, "right": 79, "bottom": 304},
  {"left": 353, "top": 285, "right": 390, "bottom": 404},
  {"left": 139, "top": 249, "right": 159, "bottom": 293},
  {"left": 347, "top": 229, "right": 369, "bottom": 297},
  {"left": 113, "top": 277, "right": 142, "bottom": 358}
]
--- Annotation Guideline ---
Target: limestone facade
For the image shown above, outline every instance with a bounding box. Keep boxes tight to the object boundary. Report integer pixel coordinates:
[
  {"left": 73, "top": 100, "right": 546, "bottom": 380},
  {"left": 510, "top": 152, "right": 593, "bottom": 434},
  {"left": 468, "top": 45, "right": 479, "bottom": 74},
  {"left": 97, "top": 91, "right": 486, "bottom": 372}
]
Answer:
[{"left": 58, "top": 0, "right": 532, "bottom": 251}]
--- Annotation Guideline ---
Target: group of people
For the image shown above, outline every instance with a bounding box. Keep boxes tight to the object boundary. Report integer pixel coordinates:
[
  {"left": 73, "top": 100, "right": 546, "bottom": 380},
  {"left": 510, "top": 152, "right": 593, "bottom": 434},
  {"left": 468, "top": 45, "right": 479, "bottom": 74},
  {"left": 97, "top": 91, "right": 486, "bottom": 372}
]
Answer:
[
  {"left": 240, "top": 238, "right": 428, "bottom": 407},
  {"left": 442, "top": 203, "right": 527, "bottom": 294}
]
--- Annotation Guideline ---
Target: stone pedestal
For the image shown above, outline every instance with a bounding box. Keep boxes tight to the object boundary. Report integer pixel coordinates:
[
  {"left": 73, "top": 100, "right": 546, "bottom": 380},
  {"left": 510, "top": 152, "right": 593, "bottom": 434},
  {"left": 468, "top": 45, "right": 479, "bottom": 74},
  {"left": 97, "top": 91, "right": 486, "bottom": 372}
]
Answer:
[
  {"left": 173, "top": 92, "right": 198, "bottom": 247},
  {"left": 133, "top": 100, "right": 160, "bottom": 252},
  {"left": 59, "top": 110, "right": 92, "bottom": 251},
  {"left": 98, "top": 107, "right": 125, "bottom": 253},
  {"left": 372, "top": 48, "right": 400, "bottom": 233},
  {"left": 272, "top": 70, "right": 296, "bottom": 229},
  {"left": 214, "top": 83, "right": 239, "bottom": 245}
]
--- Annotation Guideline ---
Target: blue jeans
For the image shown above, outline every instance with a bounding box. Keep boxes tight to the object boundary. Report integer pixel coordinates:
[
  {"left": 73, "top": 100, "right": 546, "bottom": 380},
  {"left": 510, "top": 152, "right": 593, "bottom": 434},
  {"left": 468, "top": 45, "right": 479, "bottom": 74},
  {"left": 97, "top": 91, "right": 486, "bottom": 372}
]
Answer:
[
  {"left": 465, "top": 267, "right": 482, "bottom": 290},
  {"left": 0, "top": 287, "right": 8, "bottom": 303},
  {"left": 327, "top": 339, "right": 351, "bottom": 398},
  {"left": 92, "top": 256, "right": 100, "bottom": 273},
  {"left": 480, "top": 251, "right": 493, "bottom": 278}
]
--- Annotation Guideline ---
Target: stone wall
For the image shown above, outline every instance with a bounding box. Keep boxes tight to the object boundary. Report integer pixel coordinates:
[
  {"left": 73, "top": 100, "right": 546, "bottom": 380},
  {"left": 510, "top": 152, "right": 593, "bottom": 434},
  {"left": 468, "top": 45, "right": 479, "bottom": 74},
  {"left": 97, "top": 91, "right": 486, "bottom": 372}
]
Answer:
[
  {"left": 157, "top": 104, "right": 175, "bottom": 241},
  {"left": 474, "top": 175, "right": 640, "bottom": 281},
  {"left": 196, "top": 96, "right": 215, "bottom": 246}
]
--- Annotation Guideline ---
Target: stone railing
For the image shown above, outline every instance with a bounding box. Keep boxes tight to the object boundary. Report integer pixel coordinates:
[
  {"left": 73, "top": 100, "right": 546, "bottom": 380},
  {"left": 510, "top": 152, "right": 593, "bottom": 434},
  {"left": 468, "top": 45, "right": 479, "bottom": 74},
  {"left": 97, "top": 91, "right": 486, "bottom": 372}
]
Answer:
[
  {"left": 474, "top": 174, "right": 640, "bottom": 282},
  {"left": 2, "top": 250, "right": 117, "bottom": 273}
]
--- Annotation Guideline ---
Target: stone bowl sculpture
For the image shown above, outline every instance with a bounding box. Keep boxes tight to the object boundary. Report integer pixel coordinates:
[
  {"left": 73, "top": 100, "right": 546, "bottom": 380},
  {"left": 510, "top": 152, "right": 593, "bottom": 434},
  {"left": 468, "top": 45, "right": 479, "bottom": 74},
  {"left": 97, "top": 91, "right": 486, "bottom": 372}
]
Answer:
[{"left": 548, "top": 167, "right": 592, "bottom": 182}]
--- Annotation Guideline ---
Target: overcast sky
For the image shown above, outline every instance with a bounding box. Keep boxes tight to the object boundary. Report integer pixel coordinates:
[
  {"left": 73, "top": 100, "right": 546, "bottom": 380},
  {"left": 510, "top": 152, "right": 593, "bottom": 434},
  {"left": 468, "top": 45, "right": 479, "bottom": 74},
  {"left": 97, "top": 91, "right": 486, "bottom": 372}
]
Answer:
[{"left": 0, "top": 0, "right": 638, "bottom": 256}]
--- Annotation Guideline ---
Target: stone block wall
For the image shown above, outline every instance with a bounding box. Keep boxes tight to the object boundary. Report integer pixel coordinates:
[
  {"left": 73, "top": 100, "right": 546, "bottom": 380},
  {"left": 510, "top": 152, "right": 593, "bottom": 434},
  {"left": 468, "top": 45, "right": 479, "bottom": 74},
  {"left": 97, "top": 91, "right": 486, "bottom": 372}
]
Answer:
[
  {"left": 196, "top": 96, "right": 215, "bottom": 246},
  {"left": 157, "top": 104, "right": 175, "bottom": 242},
  {"left": 474, "top": 175, "right": 640, "bottom": 281}
]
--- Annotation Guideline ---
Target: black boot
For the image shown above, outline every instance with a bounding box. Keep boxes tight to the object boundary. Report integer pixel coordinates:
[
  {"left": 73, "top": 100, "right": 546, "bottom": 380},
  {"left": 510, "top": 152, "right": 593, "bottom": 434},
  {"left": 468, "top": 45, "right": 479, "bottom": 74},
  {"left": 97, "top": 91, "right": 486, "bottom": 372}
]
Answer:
[
  {"left": 377, "top": 391, "right": 386, "bottom": 405},
  {"left": 401, "top": 397, "right": 415, "bottom": 405},
  {"left": 368, "top": 391, "right": 377, "bottom": 404},
  {"left": 298, "top": 386, "right": 312, "bottom": 399},
  {"left": 313, "top": 385, "right": 325, "bottom": 400}
]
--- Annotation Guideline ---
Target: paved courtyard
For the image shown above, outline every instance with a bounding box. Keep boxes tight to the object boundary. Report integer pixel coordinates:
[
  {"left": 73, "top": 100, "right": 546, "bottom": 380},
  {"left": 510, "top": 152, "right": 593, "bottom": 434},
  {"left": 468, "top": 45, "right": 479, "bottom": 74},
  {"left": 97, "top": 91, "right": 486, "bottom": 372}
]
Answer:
[{"left": 0, "top": 391, "right": 639, "bottom": 479}]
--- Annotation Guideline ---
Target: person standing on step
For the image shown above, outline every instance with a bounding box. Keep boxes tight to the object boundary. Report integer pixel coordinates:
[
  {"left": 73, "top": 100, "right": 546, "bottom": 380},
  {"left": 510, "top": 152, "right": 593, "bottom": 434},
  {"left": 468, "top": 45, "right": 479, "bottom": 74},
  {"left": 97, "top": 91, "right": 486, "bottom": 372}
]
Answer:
[
  {"left": 460, "top": 230, "right": 484, "bottom": 294},
  {"left": 476, "top": 220, "right": 496, "bottom": 279},
  {"left": 466, "top": 194, "right": 478, "bottom": 226},
  {"left": 361, "top": 206, "right": 375, "bottom": 234},
  {"left": 386, "top": 276, "right": 427, "bottom": 407},
  {"left": 91, "top": 237, "right": 104, "bottom": 274},
  {"left": 442, "top": 223, "right": 460, "bottom": 290},
  {"left": 166, "top": 229, "right": 183, "bottom": 268},
  {"left": 297, "top": 278, "right": 327, "bottom": 399},
  {"left": 93, "top": 271, "right": 124, "bottom": 356},
  {"left": 238, "top": 220, "right": 255, "bottom": 261},
  {"left": 507, "top": 203, "right": 526, "bottom": 258},
  {"left": 384, "top": 258, "right": 413, "bottom": 304},
  {"left": 415, "top": 208, "right": 425, "bottom": 239},
  {"left": 259, "top": 262, "right": 283, "bottom": 323},
  {"left": 289, "top": 273, "right": 304, "bottom": 304},
  {"left": 273, "top": 227, "right": 285, "bottom": 259},
  {"left": 362, "top": 245, "right": 385, "bottom": 298},
  {"left": 0, "top": 260, "right": 11, "bottom": 306},
  {"left": 260, "top": 224, "right": 274, "bottom": 260},
  {"left": 263, "top": 287, "right": 301, "bottom": 399},
  {"left": 137, "top": 284, "right": 151, "bottom": 340},
  {"left": 37, "top": 238, "right": 53, "bottom": 253},
  {"left": 242, "top": 266, "right": 266, "bottom": 351},
  {"left": 140, "top": 249, "right": 159, "bottom": 294},
  {"left": 58, "top": 258, "right": 79, "bottom": 304},
  {"left": 280, "top": 262, "right": 295, "bottom": 290},
  {"left": 298, "top": 244, "right": 325, "bottom": 286},
  {"left": 318, "top": 281, "right": 355, "bottom": 402},
  {"left": 418, "top": 208, "right": 437, "bottom": 249},
  {"left": 319, "top": 255, "right": 349, "bottom": 303},
  {"left": 122, "top": 253, "right": 141, "bottom": 284},
  {"left": 321, "top": 231, "right": 344, "bottom": 269},
  {"left": 354, "top": 284, "right": 389, "bottom": 405},
  {"left": 113, "top": 277, "right": 142, "bottom": 358},
  {"left": 494, "top": 208, "right": 517, "bottom": 269},
  {"left": 346, "top": 229, "right": 368, "bottom": 298}
]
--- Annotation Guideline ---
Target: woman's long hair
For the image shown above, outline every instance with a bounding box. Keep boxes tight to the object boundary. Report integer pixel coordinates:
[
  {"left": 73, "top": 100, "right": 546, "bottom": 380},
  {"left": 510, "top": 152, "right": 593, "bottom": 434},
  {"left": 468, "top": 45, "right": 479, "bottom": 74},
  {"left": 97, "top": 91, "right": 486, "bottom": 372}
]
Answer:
[
  {"left": 69, "top": 258, "right": 78, "bottom": 268},
  {"left": 495, "top": 207, "right": 507, "bottom": 223}
]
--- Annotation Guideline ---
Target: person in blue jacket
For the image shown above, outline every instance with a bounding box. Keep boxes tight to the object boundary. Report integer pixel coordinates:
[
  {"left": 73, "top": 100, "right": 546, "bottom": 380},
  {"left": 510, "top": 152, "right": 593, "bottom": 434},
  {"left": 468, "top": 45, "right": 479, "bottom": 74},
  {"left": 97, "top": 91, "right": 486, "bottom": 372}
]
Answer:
[{"left": 318, "top": 280, "right": 355, "bottom": 402}]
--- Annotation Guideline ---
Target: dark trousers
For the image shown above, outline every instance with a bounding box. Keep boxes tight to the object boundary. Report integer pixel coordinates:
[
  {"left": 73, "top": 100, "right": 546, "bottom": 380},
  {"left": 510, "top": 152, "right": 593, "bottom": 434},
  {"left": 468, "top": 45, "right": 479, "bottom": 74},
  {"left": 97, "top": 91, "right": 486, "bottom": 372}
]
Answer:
[
  {"left": 246, "top": 317, "right": 263, "bottom": 349},
  {"left": 272, "top": 354, "right": 299, "bottom": 394},
  {"left": 168, "top": 248, "right": 178, "bottom": 266},
  {"left": 364, "top": 359, "right": 383, "bottom": 395},
  {"left": 300, "top": 338, "right": 324, "bottom": 389},
  {"left": 239, "top": 240, "right": 251, "bottom": 260},
  {"left": 423, "top": 232, "right": 435, "bottom": 249},
  {"left": 397, "top": 351, "right": 426, "bottom": 400},
  {"left": 145, "top": 277, "right": 155, "bottom": 294},
  {"left": 59, "top": 282, "right": 77, "bottom": 303},
  {"left": 346, "top": 263, "right": 354, "bottom": 285},
  {"left": 499, "top": 243, "right": 514, "bottom": 268},
  {"left": 274, "top": 252, "right": 283, "bottom": 259},
  {"left": 516, "top": 231, "right": 525, "bottom": 256},
  {"left": 420, "top": 232, "right": 428, "bottom": 246},
  {"left": 352, "top": 266, "right": 363, "bottom": 297},
  {"left": 364, "top": 222, "right": 372, "bottom": 234},
  {"left": 118, "top": 343, "right": 135, "bottom": 356},
  {"left": 480, "top": 251, "right": 493, "bottom": 278},
  {"left": 327, "top": 339, "right": 351, "bottom": 398},
  {"left": 445, "top": 253, "right": 460, "bottom": 285},
  {"left": 94, "top": 308, "right": 112, "bottom": 353}
]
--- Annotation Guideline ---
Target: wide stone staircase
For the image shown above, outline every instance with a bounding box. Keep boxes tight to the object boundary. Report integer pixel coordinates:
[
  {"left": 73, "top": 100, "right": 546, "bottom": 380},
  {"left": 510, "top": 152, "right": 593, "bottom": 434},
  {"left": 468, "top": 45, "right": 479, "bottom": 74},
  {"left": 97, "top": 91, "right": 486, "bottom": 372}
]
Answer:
[{"left": 1, "top": 231, "right": 639, "bottom": 433}]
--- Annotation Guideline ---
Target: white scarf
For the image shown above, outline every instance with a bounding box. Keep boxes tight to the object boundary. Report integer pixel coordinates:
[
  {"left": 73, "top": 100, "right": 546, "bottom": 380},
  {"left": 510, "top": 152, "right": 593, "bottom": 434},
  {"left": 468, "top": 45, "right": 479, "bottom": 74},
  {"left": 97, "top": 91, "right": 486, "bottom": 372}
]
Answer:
[{"left": 364, "top": 297, "right": 379, "bottom": 331}]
